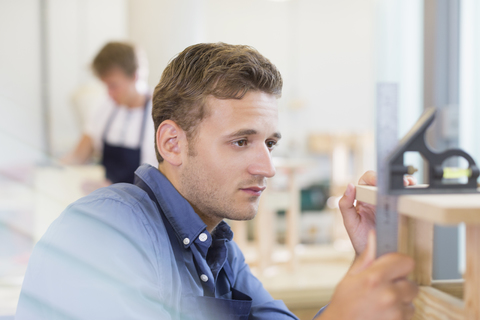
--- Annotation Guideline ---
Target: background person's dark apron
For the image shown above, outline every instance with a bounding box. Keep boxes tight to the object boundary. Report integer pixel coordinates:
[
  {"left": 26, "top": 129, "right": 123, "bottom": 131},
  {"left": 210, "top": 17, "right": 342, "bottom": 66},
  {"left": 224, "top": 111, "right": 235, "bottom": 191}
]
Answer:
[
  {"left": 134, "top": 175, "right": 253, "bottom": 320},
  {"left": 101, "top": 97, "right": 149, "bottom": 184}
]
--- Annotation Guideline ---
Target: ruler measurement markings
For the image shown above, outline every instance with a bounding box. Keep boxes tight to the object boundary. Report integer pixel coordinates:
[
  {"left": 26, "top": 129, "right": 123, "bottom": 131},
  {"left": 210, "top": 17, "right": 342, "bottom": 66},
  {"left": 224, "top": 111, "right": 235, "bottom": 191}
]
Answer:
[{"left": 376, "top": 83, "right": 399, "bottom": 257}]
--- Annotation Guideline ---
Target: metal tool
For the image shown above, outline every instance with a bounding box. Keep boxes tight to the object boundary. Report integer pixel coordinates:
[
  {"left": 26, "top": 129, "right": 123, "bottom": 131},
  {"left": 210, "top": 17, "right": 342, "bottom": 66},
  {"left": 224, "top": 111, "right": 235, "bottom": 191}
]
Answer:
[
  {"left": 375, "top": 94, "right": 480, "bottom": 257},
  {"left": 387, "top": 107, "right": 480, "bottom": 194},
  {"left": 375, "top": 83, "right": 399, "bottom": 257}
]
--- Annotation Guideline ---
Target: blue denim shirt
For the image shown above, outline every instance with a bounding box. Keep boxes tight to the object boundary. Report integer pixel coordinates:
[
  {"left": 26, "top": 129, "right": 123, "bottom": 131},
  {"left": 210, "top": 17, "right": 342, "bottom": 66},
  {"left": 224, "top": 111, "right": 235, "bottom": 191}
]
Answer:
[{"left": 16, "top": 165, "right": 326, "bottom": 319}]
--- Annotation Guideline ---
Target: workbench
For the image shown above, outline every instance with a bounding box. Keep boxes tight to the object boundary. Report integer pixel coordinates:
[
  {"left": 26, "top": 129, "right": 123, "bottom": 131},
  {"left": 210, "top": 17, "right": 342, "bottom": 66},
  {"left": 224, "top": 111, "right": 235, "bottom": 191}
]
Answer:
[{"left": 356, "top": 185, "right": 480, "bottom": 320}]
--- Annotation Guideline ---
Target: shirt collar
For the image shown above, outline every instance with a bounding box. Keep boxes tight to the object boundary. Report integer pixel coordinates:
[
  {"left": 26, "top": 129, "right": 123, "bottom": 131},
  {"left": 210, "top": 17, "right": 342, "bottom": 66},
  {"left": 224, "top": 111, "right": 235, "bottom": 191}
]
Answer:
[
  {"left": 134, "top": 164, "right": 233, "bottom": 247},
  {"left": 212, "top": 221, "right": 233, "bottom": 242}
]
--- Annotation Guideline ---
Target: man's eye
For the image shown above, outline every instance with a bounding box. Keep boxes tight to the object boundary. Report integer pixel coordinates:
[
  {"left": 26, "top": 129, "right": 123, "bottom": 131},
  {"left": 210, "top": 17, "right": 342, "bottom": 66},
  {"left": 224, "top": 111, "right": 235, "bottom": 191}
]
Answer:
[
  {"left": 266, "top": 140, "right": 277, "bottom": 149},
  {"left": 234, "top": 140, "right": 247, "bottom": 147}
]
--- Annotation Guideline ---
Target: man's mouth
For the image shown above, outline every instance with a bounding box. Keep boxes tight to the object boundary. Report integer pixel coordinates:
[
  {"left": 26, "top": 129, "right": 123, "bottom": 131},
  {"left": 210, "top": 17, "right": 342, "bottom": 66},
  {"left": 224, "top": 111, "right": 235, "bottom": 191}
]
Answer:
[{"left": 240, "top": 186, "right": 266, "bottom": 196}]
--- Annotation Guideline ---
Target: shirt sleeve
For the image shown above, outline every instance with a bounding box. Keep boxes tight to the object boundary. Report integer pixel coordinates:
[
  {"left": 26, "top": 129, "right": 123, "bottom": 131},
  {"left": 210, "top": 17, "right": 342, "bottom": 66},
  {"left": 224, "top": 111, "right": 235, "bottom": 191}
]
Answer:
[
  {"left": 15, "top": 192, "right": 172, "bottom": 320},
  {"left": 227, "top": 241, "right": 300, "bottom": 320},
  {"left": 313, "top": 304, "right": 328, "bottom": 319}
]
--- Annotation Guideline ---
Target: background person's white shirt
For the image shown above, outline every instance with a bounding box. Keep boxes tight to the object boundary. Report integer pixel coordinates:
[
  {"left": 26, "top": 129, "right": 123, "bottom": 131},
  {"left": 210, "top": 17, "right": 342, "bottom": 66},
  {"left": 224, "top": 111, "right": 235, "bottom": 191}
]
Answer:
[{"left": 84, "top": 96, "right": 158, "bottom": 167}]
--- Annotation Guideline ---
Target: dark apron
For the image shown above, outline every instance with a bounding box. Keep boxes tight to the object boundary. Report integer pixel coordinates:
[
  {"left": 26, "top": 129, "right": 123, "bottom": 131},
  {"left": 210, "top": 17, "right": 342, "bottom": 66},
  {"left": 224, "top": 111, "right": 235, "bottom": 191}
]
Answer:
[
  {"left": 134, "top": 175, "right": 253, "bottom": 320},
  {"left": 101, "top": 96, "right": 149, "bottom": 184}
]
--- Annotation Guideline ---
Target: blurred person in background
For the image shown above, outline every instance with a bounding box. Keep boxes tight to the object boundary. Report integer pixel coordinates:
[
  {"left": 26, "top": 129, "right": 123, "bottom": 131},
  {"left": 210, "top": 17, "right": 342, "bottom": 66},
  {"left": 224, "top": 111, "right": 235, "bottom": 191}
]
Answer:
[{"left": 62, "top": 41, "right": 157, "bottom": 184}]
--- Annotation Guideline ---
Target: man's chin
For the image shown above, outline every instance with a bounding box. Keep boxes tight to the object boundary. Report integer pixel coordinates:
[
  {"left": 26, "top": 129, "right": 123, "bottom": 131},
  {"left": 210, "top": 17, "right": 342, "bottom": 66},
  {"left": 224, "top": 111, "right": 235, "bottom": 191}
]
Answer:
[{"left": 231, "top": 208, "right": 258, "bottom": 221}]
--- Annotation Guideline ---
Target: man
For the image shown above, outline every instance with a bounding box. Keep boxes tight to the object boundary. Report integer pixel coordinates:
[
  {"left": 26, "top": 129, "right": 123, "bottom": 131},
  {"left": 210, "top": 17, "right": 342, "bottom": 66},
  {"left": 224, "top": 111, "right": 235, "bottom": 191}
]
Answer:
[
  {"left": 62, "top": 41, "right": 157, "bottom": 184},
  {"left": 17, "top": 43, "right": 417, "bottom": 319}
]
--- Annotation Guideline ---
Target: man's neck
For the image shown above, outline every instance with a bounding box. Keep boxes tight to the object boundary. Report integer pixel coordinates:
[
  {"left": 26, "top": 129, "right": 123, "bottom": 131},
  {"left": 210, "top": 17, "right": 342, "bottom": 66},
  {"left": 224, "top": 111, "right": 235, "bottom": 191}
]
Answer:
[{"left": 125, "top": 91, "right": 145, "bottom": 109}]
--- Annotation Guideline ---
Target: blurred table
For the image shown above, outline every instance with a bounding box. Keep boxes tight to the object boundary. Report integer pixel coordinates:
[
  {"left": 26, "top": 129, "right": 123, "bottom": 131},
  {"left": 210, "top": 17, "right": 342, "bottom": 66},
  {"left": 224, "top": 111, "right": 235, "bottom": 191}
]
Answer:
[{"left": 34, "top": 165, "right": 105, "bottom": 242}]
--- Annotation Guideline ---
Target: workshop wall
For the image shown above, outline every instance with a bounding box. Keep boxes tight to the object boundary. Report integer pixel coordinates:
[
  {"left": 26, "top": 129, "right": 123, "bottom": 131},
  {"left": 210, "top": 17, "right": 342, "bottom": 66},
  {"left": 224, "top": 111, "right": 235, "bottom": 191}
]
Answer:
[
  {"left": 0, "top": 0, "right": 44, "bottom": 167},
  {"left": 129, "top": 0, "right": 376, "bottom": 158}
]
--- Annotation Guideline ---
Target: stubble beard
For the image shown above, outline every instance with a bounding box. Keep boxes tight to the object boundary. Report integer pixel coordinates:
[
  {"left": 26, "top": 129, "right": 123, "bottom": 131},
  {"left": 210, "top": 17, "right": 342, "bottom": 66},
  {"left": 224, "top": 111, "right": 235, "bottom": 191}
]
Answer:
[{"left": 179, "top": 160, "right": 263, "bottom": 223}]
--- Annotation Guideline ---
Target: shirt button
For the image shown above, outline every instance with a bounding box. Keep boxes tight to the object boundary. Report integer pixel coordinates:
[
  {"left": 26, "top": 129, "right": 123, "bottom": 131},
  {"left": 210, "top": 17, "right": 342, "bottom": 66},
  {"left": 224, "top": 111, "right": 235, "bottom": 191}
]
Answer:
[
  {"left": 183, "top": 238, "right": 190, "bottom": 245},
  {"left": 199, "top": 233, "right": 208, "bottom": 242},
  {"left": 200, "top": 274, "right": 209, "bottom": 282}
]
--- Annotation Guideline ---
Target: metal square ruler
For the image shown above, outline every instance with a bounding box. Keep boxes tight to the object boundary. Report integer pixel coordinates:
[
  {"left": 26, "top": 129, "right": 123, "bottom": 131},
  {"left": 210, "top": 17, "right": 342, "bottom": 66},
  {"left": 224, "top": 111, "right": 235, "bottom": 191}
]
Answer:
[{"left": 375, "top": 84, "right": 480, "bottom": 257}]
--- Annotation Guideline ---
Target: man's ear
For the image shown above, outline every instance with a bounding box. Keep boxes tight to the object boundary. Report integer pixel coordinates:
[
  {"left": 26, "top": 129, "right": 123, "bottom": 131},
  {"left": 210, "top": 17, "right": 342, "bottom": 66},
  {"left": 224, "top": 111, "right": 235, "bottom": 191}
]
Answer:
[{"left": 156, "top": 120, "right": 186, "bottom": 166}]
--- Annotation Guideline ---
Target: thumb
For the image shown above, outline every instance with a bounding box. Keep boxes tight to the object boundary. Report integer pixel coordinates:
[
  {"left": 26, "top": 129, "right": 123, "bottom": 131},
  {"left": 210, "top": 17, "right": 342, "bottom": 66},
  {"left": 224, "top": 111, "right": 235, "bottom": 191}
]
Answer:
[
  {"left": 349, "top": 230, "right": 376, "bottom": 274},
  {"left": 338, "top": 183, "right": 358, "bottom": 227}
]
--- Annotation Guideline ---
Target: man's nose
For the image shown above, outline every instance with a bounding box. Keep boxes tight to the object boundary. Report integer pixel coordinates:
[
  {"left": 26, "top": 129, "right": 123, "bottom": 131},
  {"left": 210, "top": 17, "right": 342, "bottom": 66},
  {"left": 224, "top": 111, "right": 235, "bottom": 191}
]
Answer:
[{"left": 247, "top": 145, "right": 276, "bottom": 178}]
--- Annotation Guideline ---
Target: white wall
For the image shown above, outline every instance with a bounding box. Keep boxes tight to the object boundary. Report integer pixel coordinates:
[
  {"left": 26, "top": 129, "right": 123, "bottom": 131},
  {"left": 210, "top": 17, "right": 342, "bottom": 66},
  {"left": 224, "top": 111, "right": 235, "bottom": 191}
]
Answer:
[
  {"left": 459, "top": 0, "right": 480, "bottom": 275},
  {"left": 129, "top": 0, "right": 377, "bottom": 159},
  {"left": 1, "top": 0, "right": 128, "bottom": 161},
  {"left": 47, "top": 0, "right": 128, "bottom": 156},
  {"left": 375, "top": 0, "right": 424, "bottom": 180},
  {"left": 128, "top": 0, "right": 206, "bottom": 87},
  {"left": 289, "top": 0, "right": 376, "bottom": 154},
  {"left": 2, "top": 0, "right": 378, "bottom": 169},
  {"left": 0, "top": 0, "right": 44, "bottom": 167}
]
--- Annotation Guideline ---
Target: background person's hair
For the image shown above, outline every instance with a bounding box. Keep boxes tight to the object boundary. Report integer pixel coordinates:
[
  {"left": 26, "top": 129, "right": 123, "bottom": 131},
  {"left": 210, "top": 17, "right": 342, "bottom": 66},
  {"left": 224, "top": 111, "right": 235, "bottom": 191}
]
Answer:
[
  {"left": 92, "top": 42, "right": 138, "bottom": 78},
  {"left": 152, "top": 42, "right": 283, "bottom": 162}
]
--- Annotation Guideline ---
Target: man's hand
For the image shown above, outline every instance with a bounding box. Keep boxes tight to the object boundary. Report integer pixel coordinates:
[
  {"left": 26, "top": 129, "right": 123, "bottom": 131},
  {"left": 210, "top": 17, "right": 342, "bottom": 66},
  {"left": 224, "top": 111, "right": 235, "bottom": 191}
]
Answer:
[
  {"left": 317, "top": 231, "right": 418, "bottom": 320},
  {"left": 338, "top": 170, "right": 416, "bottom": 255}
]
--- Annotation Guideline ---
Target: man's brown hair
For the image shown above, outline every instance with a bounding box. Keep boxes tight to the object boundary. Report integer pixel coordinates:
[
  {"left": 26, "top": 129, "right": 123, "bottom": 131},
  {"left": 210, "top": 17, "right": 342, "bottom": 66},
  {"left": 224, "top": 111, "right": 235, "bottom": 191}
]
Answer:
[
  {"left": 152, "top": 42, "right": 283, "bottom": 162},
  {"left": 92, "top": 42, "right": 138, "bottom": 78}
]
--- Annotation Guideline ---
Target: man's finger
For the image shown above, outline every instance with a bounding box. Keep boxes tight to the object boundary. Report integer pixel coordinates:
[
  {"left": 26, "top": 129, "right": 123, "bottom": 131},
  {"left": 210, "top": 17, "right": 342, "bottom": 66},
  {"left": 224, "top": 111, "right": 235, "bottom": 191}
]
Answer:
[
  {"left": 338, "top": 183, "right": 358, "bottom": 224},
  {"left": 349, "top": 230, "right": 376, "bottom": 274},
  {"left": 368, "top": 253, "right": 415, "bottom": 283},
  {"left": 338, "top": 183, "right": 356, "bottom": 210},
  {"left": 403, "top": 302, "right": 416, "bottom": 320},
  {"left": 394, "top": 279, "right": 419, "bottom": 304},
  {"left": 358, "top": 170, "right": 377, "bottom": 186},
  {"left": 356, "top": 201, "right": 376, "bottom": 215},
  {"left": 403, "top": 175, "right": 417, "bottom": 186}
]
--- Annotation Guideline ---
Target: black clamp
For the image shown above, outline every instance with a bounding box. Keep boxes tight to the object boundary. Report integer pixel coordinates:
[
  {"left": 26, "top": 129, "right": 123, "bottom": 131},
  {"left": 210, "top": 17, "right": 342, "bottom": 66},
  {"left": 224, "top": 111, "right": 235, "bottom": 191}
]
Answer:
[{"left": 387, "top": 108, "right": 479, "bottom": 194}]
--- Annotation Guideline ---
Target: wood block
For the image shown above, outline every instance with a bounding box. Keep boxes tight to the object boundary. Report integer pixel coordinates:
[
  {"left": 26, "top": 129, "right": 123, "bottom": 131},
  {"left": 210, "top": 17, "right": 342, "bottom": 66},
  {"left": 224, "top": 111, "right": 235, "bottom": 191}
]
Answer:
[
  {"left": 286, "top": 167, "right": 300, "bottom": 271},
  {"left": 255, "top": 180, "right": 275, "bottom": 273},
  {"left": 398, "top": 216, "right": 433, "bottom": 285},
  {"left": 229, "top": 220, "right": 248, "bottom": 249},
  {"left": 431, "top": 279, "right": 464, "bottom": 300},
  {"left": 356, "top": 185, "right": 480, "bottom": 225},
  {"left": 413, "top": 286, "right": 464, "bottom": 320},
  {"left": 464, "top": 226, "right": 480, "bottom": 320}
]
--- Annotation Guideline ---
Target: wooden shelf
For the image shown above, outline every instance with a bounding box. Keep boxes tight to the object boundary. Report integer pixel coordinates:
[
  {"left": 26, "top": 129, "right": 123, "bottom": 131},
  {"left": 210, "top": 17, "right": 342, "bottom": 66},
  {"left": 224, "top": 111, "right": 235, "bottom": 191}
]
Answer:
[
  {"left": 414, "top": 286, "right": 464, "bottom": 320},
  {"left": 355, "top": 185, "right": 480, "bottom": 319},
  {"left": 356, "top": 185, "right": 480, "bottom": 225}
]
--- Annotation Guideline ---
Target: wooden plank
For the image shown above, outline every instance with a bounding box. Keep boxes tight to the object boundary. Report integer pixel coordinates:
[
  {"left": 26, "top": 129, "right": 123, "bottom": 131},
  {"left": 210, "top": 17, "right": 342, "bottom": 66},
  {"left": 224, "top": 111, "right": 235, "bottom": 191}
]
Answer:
[
  {"left": 255, "top": 179, "right": 275, "bottom": 273},
  {"left": 398, "top": 216, "right": 433, "bottom": 285},
  {"left": 285, "top": 167, "right": 300, "bottom": 271},
  {"left": 398, "top": 215, "right": 410, "bottom": 255},
  {"left": 229, "top": 220, "right": 248, "bottom": 250},
  {"left": 413, "top": 286, "right": 464, "bottom": 320},
  {"left": 411, "top": 219, "right": 433, "bottom": 285},
  {"left": 465, "top": 226, "right": 480, "bottom": 320},
  {"left": 431, "top": 279, "right": 464, "bottom": 300},
  {"left": 356, "top": 185, "right": 480, "bottom": 225}
]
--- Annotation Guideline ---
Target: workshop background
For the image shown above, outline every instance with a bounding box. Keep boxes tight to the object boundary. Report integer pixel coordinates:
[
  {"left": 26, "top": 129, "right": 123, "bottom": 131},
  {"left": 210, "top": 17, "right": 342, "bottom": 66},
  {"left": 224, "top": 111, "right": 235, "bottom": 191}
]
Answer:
[{"left": 1, "top": 0, "right": 480, "bottom": 319}]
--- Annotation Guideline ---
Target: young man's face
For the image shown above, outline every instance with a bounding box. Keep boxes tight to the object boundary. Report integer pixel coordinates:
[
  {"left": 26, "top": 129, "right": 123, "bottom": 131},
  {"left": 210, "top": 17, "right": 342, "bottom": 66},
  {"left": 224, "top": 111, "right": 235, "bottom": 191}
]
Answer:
[
  {"left": 100, "top": 68, "right": 136, "bottom": 105},
  {"left": 179, "top": 91, "right": 280, "bottom": 228}
]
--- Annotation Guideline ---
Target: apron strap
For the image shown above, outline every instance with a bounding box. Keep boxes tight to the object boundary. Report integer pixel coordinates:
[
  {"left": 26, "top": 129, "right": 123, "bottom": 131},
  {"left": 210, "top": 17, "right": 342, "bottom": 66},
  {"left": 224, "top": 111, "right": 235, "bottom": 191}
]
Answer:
[
  {"left": 102, "top": 95, "right": 150, "bottom": 146},
  {"left": 137, "top": 95, "right": 150, "bottom": 146},
  {"left": 102, "top": 106, "right": 120, "bottom": 141}
]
